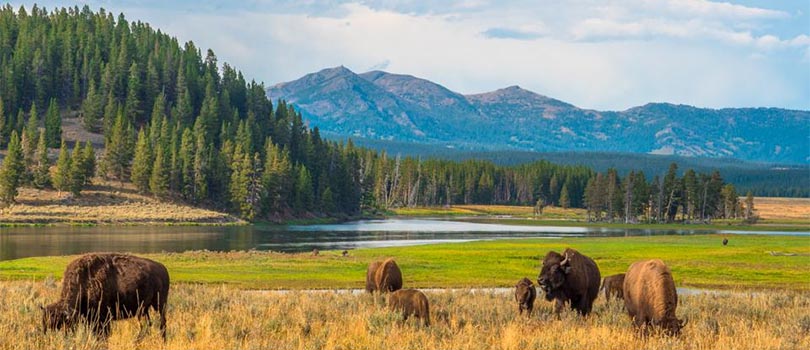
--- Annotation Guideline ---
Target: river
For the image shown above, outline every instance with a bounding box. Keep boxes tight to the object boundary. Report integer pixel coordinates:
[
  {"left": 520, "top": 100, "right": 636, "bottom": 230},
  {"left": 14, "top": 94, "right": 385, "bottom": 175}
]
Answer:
[{"left": 0, "top": 218, "right": 807, "bottom": 260}]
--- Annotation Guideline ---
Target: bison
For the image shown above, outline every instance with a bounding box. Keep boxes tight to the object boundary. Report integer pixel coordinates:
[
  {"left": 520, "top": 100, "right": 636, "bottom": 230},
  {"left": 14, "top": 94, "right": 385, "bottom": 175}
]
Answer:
[
  {"left": 601, "top": 273, "right": 625, "bottom": 302},
  {"left": 623, "top": 259, "right": 686, "bottom": 336},
  {"left": 514, "top": 277, "right": 536, "bottom": 316},
  {"left": 537, "top": 248, "right": 601, "bottom": 316},
  {"left": 387, "top": 289, "right": 430, "bottom": 326},
  {"left": 41, "top": 253, "right": 170, "bottom": 340},
  {"left": 365, "top": 258, "right": 403, "bottom": 293}
]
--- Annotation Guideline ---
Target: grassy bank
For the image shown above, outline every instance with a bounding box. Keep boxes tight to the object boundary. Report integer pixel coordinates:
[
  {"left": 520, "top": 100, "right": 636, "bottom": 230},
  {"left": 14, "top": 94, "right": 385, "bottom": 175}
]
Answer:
[
  {"left": 0, "top": 179, "right": 241, "bottom": 226},
  {"left": 1, "top": 234, "right": 808, "bottom": 290},
  {"left": 1, "top": 281, "right": 807, "bottom": 350}
]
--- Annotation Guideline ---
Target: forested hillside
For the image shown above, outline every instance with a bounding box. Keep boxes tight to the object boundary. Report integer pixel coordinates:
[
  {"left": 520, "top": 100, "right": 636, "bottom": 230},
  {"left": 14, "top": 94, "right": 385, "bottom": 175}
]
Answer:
[{"left": 0, "top": 5, "right": 750, "bottom": 223}]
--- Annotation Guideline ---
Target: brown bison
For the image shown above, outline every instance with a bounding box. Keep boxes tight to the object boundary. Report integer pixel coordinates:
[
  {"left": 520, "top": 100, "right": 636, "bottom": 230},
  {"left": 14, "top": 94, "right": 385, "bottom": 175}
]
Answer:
[
  {"left": 601, "top": 273, "right": 625, "bottom": 302},
  {"left": 387, "top": 289, "right": 430, "bottom": 326},
  {"left": 514, "top": 277, "right": 536, "bottom": 316},
  {"left": 537, "top": 248, "right": 601, "bottom": 316},
  {"left": 623, "top": 259, "right": 686, "bottom": 336},
  {"left": 41, "top": 253, "right": 170, "bottom": 340},
  {"left": 365, "top": 258, "right": 403, "bottom": 293}
]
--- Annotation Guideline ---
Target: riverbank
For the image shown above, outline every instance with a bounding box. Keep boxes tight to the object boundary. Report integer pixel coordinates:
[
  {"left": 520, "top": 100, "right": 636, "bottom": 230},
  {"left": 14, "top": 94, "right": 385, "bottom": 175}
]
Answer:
[
  {"left": 2, "top": 234, "right": 808, "bottom": 290},
  {"left": 0, "top": 180, "right": 242, "bottom": 226},
  {"left": 390, "top": 199, "right": 810, "bottom": 232},
  {"left": 3, "top": 281, "right": 806, "bottom": 350}
]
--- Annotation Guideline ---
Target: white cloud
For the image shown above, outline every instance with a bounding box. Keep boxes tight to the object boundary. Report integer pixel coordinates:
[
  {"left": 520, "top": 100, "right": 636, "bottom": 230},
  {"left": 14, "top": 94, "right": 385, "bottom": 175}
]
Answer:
[{"left": 10, "top": 0, "right": 809, "bottom": 110}]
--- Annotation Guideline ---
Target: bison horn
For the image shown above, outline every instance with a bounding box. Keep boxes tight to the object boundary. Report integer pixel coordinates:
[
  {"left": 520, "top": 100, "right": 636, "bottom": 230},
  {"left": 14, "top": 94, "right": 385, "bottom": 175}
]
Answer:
[{"left": 560, "top": 253, "right": 571, "bottom": 266}]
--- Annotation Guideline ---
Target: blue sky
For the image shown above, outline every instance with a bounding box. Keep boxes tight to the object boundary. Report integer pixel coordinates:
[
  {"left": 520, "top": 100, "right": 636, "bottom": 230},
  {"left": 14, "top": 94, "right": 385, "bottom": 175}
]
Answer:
[{"left": 10, "top": 0, "right": 810, "bottom": 110}]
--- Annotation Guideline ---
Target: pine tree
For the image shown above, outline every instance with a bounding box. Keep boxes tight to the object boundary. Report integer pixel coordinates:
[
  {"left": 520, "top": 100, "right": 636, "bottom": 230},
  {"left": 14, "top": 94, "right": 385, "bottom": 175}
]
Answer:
[
  {"left": 80, "top": 141, "right": 96, "bottom": 185},
  {"left": 101, "top": 111, "right": 134, "bottom": 182},
  {"left": 44, "top": 98, "right": 61, "bottom": 148},
  {"left": 149, "top": 143, "right": 170, "bottom": 198},
  {"left": 0, "top": 131, "right": 24, "bottom": 205},
  {"left": 81, "top": 80, "right": 103, "bottom": 132},
  {"left": 124, "top": 62, "right": 143, "bottom": 124},
  {"left": 293, "top": 165, "right": 314, "bottom": 213},
  {"left": 0, "top": 97, "right": 7, "bottom": 147},
  {"left": 53, "top": 140, "right": 72, "bottom": 194},
  {"left": 559, "top": 182, "right": 570, "bottom": 209},
  {"left": 31, "top": 128, "right": 51, "bottom": 189},
  {"left": 744, "top": 191, "right": 756, "bottom": 222},
  {"left": 130, "top": 128, "right": 152, "bottom": 193},
  {"left": 68, "top": 144, "right": 84, "bottom": 196}
]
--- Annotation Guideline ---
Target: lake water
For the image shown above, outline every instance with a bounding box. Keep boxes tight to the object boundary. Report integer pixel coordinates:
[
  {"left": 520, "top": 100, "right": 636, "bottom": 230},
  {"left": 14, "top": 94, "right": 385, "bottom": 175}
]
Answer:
[{"left": 1, "top": 218, "right": 807, "bottom": 260}]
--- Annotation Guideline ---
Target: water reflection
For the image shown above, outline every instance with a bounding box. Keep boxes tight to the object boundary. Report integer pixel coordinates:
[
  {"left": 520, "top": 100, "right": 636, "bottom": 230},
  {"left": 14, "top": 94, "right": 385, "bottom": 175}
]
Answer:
[{"left": 0, "top": 219, "right": 806, "bottom": 260}]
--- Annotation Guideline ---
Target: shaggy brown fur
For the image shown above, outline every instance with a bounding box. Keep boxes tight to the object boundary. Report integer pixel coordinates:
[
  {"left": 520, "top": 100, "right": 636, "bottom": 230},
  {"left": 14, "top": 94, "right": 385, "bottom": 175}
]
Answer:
[
  {"left": 537, "top": 248, "right": 601, "bottom": 316},
  {"left": 514, "top": 277, "right": 536, "bottom": 316},
  {"left": 623, "top": 259, "right": 686, "bottom": 336},
  {"left": 368, "top": 258, "right": 403, "bottom": 293},
  {"left": 365, "top": 260, "right": 383, "bottom": 293},
  {"left": 388, "top": 289, "right": 430, "bottom": 326},
  {"left": 42, "top": 253, "right": 170, "bottom": 340},
  {"left": 601, "top": 273, "right": 625, "bottom": 302}
]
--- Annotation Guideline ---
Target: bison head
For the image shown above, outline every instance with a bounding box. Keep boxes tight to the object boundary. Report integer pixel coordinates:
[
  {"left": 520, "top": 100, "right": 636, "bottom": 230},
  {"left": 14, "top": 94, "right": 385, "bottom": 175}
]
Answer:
[
  {"left": 41, "top": 304, "right": 70, "bottom": 333},
  {"left": 515, "top": 278, "right": 535, "bottom": 310},
  {"left": 537, "top": 251, "right": 573, "bottom": 301},
  {"left": 663, "top": 317, "right": 688, "bottom": 336}
]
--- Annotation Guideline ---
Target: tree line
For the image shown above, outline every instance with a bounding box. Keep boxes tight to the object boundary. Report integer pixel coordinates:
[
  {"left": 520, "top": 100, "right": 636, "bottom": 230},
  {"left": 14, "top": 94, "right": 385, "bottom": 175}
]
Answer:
[{"left": 0, "top": 5, "right": 751, "bottom": 223}]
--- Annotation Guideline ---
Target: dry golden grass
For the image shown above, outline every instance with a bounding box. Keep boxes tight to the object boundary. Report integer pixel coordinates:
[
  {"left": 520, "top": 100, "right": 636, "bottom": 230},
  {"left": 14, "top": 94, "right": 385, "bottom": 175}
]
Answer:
[
  {"left": 754, "top": 197, "right": 810, "bottom": 221},
  {"left": 1, "top": 281, "right": 808, "bottom": 350},
  {"left": 0, "top": 179, "right": 240, "bottom": 225}
]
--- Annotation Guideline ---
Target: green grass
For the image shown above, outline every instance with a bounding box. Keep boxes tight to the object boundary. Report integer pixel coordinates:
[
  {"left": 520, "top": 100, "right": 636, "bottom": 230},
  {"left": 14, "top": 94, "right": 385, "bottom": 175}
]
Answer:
[{"left": 0, "top": 234, "right": 808, "bottom": 290}]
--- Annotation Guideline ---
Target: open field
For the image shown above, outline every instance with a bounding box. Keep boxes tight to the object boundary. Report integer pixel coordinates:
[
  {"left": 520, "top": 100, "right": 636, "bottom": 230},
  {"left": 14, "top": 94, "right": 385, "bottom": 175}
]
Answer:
[
  {"left": 0, "top": 281, "right": 808, "bottom": 350},
  {"left": 393, "top": 197, "right": 810, "bottom": 231},
  {"left": 2, "top": 234, "right": 808, "bottom": 290},
  {"left": 0, "top": 179, "right": 241, "bottom": 226},
  {"left": 755, "top": 197, "right": 810, "bottom": 222}
]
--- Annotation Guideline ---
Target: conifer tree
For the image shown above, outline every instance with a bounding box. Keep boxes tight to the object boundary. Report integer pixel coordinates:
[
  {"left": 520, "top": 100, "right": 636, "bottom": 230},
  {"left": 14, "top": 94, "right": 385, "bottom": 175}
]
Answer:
[
  {"left": 31, "top": 128, "right": 51, "bottom": 189},
  {"left": 559, "top": 182, "right": 570, "bottom": 209},
  {"left": 81, "top": 80, "right": 103, "bottom": 132},
  {"left": 80, "top": 141, "right": 96, "bottom": 185},
  {"left": 0, "top": 97, "right": 7, "bottom": 147},
  {"left": 101, "top": 111, "right": 134, "bottom": 182},
  {"left": 44, "top": 98, "right": 61, "bottom": 148},
  {"left": 125, "top": 62, "right": 143, "bottom": 124},
  {"left": 149, "top": 143, "right": 170, "bottom": 198},
  {"left": 68, "top": 144, "right": 84, "bottom": 196},
  {"left": 53, "top": 140, "right": 72, "bottom": 194},
  {"left": 0, "top": 131, "right": 24, "bottom": 205},
  {"left": 131, "top": 128, "right": 152, "bottom": 193}
]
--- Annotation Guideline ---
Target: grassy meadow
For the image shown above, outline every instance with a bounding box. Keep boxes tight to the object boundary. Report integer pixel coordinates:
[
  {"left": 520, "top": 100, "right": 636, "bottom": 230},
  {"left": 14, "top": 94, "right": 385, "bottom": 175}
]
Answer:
[
  {"left": 1, "top": 234, "right": 808, "bottom": 290},
  {"left": 1, "top": 281, "right": 808, "bottom": 350}
]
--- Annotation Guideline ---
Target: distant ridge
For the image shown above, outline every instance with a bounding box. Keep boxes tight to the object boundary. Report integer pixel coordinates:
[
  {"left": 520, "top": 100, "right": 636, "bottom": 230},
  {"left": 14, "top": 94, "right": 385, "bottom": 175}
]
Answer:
[{"left": 268, "top": 67, "right": 810, "bottom": 164}]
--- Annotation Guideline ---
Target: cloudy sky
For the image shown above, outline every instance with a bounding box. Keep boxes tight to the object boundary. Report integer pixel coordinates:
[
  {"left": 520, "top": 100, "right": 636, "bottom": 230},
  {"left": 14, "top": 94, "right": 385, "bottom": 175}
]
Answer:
[{"left": 12, "top": 0, "right": 810, "bottom": 110}]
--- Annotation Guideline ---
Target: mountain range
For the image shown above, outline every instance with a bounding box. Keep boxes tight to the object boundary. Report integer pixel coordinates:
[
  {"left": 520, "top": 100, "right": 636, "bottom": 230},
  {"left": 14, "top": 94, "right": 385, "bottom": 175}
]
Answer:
[{"left": 267, "top": 66, "right": 809, "bottom": 164}]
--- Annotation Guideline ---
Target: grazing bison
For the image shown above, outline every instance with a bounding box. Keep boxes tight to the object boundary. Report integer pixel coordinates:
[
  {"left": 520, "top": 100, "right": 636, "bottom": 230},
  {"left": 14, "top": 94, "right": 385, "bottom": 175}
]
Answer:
[
  {"left": 388, "top": 289, "right": 430, "bottom": 326},
  {"left": 722, "top": 238, "right": 729, "bottom": 246},
  {"left": 42, "top": 253, "right": 170, "bottom": 340},
  {"left": 623, "top": 259, "right": 686, "bottom": 336},
  {"left": 514, "top": 277, "right": 536, "bottom": 316},
  {"left": 601, "top": 273, "right": 625, "bottom": 302},
  {"left": 537, "top": 248, "right": 601, "bottom": 316},
  {"left": 366, "top": 258, "right": 403, "bottom": 293}
]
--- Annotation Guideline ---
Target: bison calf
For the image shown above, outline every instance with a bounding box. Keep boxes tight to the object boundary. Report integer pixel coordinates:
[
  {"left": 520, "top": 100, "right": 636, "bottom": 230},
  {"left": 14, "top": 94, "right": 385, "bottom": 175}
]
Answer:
[
  {"left": 514, "top": 277, "right": 536, "bottom": 316},
  {"left": 388, "top": 289, "right": 430, "bottom": 326},
  {"left": 365, "top": 258, "right": 402, "bottom": 293},
  {"left": 601, "top": 273, "right": 625, "bottom": 302},
  {"left": 42, "top": 253, "right": 170, "bottom": 340},
  {"left": 623, "top": 259, "right": 686, "bottom": 336}
]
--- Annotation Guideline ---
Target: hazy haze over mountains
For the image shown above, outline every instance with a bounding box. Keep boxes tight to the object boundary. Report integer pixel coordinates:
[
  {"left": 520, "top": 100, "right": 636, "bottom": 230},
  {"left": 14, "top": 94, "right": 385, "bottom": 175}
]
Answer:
[{"left": 268, "top": 66, "right": 809, "bottom": 164}]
